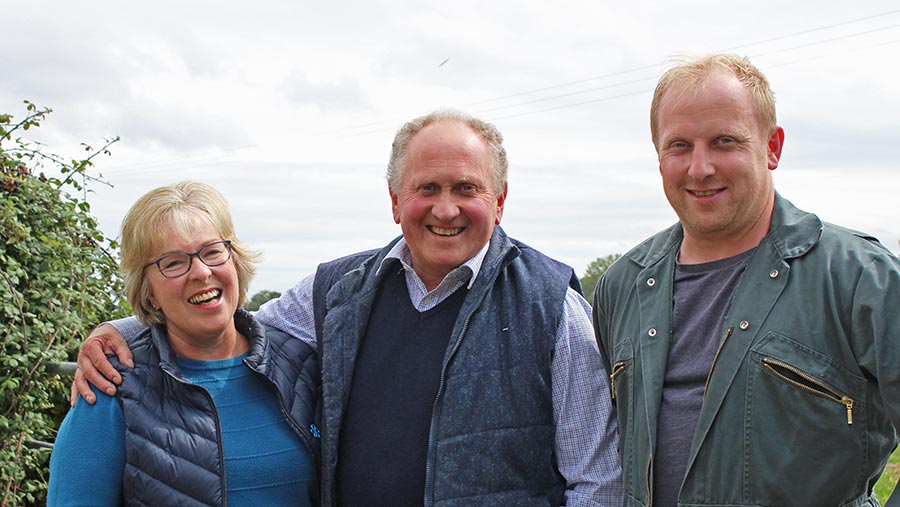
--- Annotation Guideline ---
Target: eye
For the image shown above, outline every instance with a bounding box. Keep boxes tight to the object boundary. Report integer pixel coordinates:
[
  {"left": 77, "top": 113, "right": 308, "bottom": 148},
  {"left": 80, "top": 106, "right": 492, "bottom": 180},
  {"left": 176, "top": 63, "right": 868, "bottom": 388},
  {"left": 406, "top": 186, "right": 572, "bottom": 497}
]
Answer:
[
  {"left": 419, "top": 183, "right": 436, "bottom": 193},
  {"left": 203, "top": 245, "right": 224, "bottom": 256},
  {"left": 200, "top": 242, "right": 230, "bottom": 262},
  {"left": 458, "top": 183, "right": 477, "bottom": 193},
  {"left": 666, "top": 140, "right": 689, "bottom": 152},
  {"left": 160, "top": 256, "right": 188, "bottom": 271}
]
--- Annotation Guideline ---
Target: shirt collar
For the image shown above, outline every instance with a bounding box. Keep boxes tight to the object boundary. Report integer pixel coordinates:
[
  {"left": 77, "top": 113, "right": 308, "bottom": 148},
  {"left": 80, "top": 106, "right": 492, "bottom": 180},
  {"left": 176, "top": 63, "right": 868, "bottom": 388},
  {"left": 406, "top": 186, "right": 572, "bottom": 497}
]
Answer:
[{"left": 378, "top": 237, "right": 491, "bottom": 290}]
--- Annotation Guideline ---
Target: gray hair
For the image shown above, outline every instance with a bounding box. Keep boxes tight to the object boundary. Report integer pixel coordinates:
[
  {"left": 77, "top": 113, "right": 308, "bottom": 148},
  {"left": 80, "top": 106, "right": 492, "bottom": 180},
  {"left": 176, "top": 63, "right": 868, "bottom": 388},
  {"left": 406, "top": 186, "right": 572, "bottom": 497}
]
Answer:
[{"left": 386, "top": 109, "right": 508, "bottom": 195}]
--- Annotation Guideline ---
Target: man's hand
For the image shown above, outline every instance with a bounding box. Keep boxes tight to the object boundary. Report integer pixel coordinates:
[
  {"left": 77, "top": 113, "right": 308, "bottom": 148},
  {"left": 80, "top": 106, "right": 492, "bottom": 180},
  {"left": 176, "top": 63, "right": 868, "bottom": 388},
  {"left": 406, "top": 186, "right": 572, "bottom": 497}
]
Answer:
[{"left": 69, "top": 323, "right": 133, "bottom": 406}]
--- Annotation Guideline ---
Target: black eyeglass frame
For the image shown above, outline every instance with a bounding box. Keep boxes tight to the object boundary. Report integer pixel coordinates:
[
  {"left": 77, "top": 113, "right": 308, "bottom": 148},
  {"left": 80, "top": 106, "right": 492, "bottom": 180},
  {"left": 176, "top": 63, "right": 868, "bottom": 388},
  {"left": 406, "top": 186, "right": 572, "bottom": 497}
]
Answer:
[{"left": 143, "top": 240, "right": 233, "bottom": 279}]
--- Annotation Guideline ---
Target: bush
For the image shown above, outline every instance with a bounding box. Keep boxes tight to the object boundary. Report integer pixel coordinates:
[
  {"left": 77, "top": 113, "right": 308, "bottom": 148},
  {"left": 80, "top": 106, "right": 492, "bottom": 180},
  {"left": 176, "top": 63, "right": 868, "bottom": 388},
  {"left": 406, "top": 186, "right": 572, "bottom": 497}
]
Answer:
[
  {"left": 579, "top": 253, "right": 622, "bottom": 302},
  {"left": 0, "top": 102, "right": 129, "bottom": 506}
]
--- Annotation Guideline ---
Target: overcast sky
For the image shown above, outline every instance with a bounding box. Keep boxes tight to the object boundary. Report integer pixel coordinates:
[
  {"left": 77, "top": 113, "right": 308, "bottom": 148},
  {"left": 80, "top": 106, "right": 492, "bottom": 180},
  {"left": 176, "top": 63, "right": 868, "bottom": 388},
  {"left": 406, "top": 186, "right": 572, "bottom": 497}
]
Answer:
[{"left": 4, "top": 1, "right": 899, "bottom": 295}]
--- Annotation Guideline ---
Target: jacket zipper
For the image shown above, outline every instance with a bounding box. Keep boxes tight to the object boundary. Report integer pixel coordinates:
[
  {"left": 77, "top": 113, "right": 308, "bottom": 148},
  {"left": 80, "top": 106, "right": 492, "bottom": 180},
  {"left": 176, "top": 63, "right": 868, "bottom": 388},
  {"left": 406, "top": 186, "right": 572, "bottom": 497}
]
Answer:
[
  {"left": 703, "top": 327, "right": 733, "bottom": 399},
  {"left": 248, "top": 366, "right": 317, "bottom": 456},
  {"left": 610, "top": 361, "right": 626, "bottom": 400},
  {"left": 163, "top": 369, "right": 228, "bottom": 506},
  {"left": 422, "top": 251, "right": 511, "bottom": 507},
  {"left": 762, "top": 357, "right": 854, "bottom": 425}
]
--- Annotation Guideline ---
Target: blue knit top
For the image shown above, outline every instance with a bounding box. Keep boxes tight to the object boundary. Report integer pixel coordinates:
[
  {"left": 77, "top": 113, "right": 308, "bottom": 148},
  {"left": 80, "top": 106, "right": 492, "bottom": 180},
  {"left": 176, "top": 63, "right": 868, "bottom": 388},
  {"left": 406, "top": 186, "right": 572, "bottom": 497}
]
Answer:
[{"left": 48, "top": 353, "right": 316, "bottom": 506}]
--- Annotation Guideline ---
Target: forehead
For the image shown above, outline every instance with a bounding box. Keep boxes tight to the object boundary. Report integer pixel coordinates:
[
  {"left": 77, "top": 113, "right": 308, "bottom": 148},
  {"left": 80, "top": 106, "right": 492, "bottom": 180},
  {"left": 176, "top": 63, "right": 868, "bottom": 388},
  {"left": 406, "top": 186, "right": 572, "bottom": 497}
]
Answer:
[
  {"left": 403, "top": 121, "right": 492, "bottom": 181},
  {"left": 150, "top": 212, "right": 219, "bottom": 254},
  {"left": 659, "top": 71, "right": 756, "bottom": 121}
]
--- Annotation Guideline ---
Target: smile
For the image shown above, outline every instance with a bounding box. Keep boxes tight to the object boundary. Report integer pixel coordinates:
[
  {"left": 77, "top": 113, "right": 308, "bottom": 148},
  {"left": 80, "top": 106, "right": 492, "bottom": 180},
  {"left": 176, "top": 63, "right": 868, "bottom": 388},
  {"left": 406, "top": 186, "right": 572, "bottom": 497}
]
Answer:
[
  {"left": 689, "top": 189, "right": 721, "bottom": 197},
  {"left": 428, "top": 226, "right": 464, "bottom": 236},
  {"left": 189, "top": 289, "right": 222, "bottom": 305}
]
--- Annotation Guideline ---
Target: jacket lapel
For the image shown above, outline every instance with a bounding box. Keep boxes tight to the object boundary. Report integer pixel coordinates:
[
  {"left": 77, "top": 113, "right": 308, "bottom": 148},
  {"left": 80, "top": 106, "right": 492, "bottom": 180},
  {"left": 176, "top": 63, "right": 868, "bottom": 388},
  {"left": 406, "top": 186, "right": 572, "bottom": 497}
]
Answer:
[
  {"left": 637, "top": 255, "right": 676, "bottom": 452},
  {"left": 683, "top": 193, "right": 822, "bottom": 477}
]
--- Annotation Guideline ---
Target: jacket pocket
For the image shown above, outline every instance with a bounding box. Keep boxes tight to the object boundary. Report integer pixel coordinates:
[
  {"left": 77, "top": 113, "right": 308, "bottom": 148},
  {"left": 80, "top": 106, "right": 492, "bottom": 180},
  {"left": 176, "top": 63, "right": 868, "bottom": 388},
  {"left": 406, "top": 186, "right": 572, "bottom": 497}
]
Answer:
[
  {"left": 610, "top": 338, "right": 636, "bottom": 498},
  {"left": 746, "top": 332, "right": 867, "bottom": 506},
  {"left": 762, "top": 357, "right": 854, "bottom": 424}
]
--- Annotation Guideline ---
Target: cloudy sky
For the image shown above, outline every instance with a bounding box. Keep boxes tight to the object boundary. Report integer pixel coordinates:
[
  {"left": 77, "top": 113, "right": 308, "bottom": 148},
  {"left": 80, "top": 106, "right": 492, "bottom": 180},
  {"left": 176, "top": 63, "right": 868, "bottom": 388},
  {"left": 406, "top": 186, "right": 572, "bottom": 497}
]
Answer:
[{"left": 4, "top": 1, "right": 899, "bottom": 295}]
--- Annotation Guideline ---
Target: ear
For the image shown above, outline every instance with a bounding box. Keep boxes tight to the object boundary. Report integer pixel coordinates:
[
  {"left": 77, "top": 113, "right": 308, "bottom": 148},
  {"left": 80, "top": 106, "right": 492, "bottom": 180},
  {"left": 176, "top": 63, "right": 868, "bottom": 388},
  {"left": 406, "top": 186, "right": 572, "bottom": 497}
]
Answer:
[
  {"left": 767, "top": 126, "right": 785, "bottom": 170},
  {"left": 148, "top": 295, "right": 159, "bottom": 311},
  {"left": 494, "top": 183, "right": 508, "bottom": 225},
  {"left": 389, "top": 186, "right": 401, "bottom": 224}
]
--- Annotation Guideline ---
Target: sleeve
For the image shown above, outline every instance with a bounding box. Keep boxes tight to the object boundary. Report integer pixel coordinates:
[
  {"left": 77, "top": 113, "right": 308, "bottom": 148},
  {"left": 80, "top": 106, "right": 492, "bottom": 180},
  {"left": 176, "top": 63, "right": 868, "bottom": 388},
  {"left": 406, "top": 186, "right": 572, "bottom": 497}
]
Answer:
[
  {"left": 853, "top": 254, "right": 900, "bottom": 507},
  {"left": 253, "top": 273, "right": 318, "bottom": 349},
  {"left": 552, "top": 288, "right": 624, "bottom": 507},
  {"left": 47, "top": 386, "right": 126, "bottom": 506},
  {"left": 109, "top": 316, "right": 147, "bottom": 341}
]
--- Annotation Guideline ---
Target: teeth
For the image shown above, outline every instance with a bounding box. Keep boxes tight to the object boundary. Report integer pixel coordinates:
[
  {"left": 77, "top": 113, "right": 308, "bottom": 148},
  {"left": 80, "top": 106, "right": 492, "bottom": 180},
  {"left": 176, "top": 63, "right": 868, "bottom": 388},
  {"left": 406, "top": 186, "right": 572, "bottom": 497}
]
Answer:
[
  {"left": 189, "top": 289, "right": 221, "bottom": 304},
  {"left": 430, "top": 226, "right": 463, "bottom": 236},
  {"left": 692, "top": 190, "right": 718, "bottom": 197}
]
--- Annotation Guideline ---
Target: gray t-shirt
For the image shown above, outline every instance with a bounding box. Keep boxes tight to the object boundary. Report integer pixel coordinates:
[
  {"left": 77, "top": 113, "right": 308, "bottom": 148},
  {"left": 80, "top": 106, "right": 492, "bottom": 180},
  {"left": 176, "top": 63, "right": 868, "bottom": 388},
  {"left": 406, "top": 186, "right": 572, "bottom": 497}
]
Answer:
[{"left": 652, "top": 248, "right": 754, "bottom": 507}]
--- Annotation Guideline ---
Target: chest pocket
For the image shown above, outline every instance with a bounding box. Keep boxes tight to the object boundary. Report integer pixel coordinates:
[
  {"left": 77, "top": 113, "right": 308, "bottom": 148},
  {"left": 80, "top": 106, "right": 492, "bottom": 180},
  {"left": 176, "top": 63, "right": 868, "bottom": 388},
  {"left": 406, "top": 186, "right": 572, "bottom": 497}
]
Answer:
[{"left": 746, "top": 332, "right": 867, "bottom": 506}]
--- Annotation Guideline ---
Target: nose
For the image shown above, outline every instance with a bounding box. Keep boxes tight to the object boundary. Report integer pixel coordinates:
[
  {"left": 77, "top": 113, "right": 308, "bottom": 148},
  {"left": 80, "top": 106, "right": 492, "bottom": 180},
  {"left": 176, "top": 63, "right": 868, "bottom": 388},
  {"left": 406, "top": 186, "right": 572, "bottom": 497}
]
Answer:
[
  {"left": 687, "top": 144, "right": 715, "bottom": 180},
  {"left": 187, "top": 256, "right": 213, "bottom": 280},
  {"left": 431, "top": 193, "right": 461, "bottom": 222}
]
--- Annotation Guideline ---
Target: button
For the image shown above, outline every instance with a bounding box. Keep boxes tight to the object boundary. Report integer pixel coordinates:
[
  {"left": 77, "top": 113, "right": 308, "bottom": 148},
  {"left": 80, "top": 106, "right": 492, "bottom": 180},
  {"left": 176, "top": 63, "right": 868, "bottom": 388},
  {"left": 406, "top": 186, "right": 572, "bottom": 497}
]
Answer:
[
  {"left": 769, "top": 269, "right": 779, "bottom": 278},
  {"left": 739, "top": 320, "right": 750, "bottom": 330},
  {"left": 647, "top": 277, "right": 656, "bottom": 287},
  {"left": 648, "top": 327, "right": 657, "bottom": 337}
]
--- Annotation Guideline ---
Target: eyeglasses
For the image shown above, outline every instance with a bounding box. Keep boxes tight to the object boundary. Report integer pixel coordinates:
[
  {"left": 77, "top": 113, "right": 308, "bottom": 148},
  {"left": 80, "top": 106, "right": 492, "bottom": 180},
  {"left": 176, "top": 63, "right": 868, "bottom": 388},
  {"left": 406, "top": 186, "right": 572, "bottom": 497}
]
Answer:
[{"left": 144, "top": 240, "right": 233, "bottom": 279}]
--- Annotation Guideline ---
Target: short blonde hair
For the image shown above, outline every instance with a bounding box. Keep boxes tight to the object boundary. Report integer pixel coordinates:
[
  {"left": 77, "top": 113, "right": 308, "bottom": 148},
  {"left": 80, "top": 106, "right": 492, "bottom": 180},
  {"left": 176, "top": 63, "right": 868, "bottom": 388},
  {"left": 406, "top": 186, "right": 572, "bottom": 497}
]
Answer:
[
  {"left": 120, "top": 181, "right": 259, "bottom": 326},
  {"left": 386, "top": 109, "right": 508, "bottom": 196},
  {"left": 650, "top": 54, "right": 777, "bottom": 150}
]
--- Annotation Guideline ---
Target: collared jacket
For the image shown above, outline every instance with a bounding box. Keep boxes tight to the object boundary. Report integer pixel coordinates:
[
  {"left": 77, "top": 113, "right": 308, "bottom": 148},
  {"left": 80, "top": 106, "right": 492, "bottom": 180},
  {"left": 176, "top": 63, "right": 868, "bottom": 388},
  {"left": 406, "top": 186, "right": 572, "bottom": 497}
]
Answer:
[
  {"left": 115, "top": 309, "right": 319, "bottom": 506},
  {"left": 594, "top": 194, "right": 900, "bottom": 507},
  {"left": 312, "top": 227, "right": 579, "bottom": 507}
]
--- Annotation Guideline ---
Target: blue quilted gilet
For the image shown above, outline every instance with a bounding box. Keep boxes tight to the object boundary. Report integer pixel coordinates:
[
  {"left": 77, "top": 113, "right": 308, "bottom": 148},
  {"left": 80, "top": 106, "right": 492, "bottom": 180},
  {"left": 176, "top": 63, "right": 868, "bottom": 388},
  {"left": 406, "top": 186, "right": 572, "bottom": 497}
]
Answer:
[
  {"left": 313, "top": 227, "right": 579, "bottom": 506},
  {"left": 114, "top": 309, "right": 319, "bottom": 506}
]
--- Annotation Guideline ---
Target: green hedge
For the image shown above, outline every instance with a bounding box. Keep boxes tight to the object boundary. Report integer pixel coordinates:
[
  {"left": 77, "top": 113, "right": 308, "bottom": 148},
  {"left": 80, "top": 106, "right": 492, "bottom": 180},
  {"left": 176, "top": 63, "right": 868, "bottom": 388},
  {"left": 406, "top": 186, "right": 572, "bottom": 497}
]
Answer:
[{"left": 0, "top": 103, "right": 129, "bottom": 506}]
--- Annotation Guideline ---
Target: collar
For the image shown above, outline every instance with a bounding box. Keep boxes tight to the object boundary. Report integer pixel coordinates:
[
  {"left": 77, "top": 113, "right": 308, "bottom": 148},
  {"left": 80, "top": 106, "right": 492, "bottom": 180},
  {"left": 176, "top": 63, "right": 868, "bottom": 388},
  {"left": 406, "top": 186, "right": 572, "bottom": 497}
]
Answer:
[
  {"left": 627, "top": 192, "right": 823, "bottom": 269},
  {"left": 376, "top": 237, "right": 490, "bottom": 290}
]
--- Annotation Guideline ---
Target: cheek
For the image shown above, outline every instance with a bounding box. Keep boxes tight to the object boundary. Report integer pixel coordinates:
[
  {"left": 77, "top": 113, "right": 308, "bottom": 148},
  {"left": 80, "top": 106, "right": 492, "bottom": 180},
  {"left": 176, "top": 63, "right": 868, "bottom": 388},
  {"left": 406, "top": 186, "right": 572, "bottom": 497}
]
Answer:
[
  {"left": 147, "top": 278, "right": 176, "bottom": 310},
  {"left": 658, "top": 165, "right": 680, "bottom": 187}
]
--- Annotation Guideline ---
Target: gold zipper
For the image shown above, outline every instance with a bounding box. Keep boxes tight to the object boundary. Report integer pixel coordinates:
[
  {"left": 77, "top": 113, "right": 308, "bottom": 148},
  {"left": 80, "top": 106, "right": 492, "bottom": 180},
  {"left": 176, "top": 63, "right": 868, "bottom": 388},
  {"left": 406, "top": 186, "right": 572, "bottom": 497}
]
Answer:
[
  {"left": 762, "top": 357, "right": 854, "bottom": 425},
  {"left": 703, "top": 327, "right": 733, "bottom": 399},
  {"left": 610, "top": 361, "right": 626, "bottom": 400}
]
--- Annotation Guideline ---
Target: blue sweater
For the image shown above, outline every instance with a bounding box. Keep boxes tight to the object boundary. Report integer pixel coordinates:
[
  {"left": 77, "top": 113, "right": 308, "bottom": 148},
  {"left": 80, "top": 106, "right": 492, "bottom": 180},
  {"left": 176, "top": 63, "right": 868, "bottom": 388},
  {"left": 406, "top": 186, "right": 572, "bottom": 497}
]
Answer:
[{"left": 48, "top": 353, "right": 316, "bottom": 506}]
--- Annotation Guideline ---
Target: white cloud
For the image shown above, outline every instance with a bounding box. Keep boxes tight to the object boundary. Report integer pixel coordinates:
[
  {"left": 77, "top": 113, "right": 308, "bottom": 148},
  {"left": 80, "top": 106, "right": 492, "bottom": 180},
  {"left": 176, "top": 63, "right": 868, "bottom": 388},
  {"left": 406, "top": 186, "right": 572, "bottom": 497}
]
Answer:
[{"left": 3, "top": 0, "right": 899, "bottom": 294}]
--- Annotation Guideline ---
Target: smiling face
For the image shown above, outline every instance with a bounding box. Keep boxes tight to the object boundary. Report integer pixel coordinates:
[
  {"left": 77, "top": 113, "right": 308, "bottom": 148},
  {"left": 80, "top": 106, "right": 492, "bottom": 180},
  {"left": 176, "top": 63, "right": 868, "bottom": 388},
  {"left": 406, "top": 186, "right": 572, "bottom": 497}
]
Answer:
[
  {"left": 390, "top": 120, "right": 507, "bottom": 290},
  {"left": 145, "top": 218, "right": 241, "bottom": 358},
  {"left": 655, "top": 70, "right": 784, "bottom": 262}
]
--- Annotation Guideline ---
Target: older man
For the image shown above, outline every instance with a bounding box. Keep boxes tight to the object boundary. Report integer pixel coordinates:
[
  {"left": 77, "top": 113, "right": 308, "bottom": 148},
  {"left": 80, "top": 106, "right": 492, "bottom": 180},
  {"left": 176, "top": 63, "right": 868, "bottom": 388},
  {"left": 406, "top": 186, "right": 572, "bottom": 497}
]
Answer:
[
  {"left": 593, "top": 54, "right": 900, "bottom": 507},
  {"left": 75, "top": 110, "right": 623, "bottom": 506}
]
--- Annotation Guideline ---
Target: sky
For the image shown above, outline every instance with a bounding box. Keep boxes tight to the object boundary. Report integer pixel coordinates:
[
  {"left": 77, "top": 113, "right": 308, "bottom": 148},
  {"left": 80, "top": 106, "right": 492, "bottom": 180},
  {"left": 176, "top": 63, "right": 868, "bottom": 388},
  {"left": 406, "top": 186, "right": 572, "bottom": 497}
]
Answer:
[{"left": 4, "top": 1, "right": 899, "bottom": 295}]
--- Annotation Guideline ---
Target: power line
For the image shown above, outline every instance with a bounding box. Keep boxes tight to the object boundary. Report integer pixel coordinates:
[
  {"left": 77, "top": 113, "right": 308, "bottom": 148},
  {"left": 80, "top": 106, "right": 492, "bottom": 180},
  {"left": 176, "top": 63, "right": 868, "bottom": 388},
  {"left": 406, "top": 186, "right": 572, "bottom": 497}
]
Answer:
[
  {"left": 327, "top": 8, "right": 900, "bottom": 136},
  {"left": 102, "top": 9, "right": 900, "bottom": 179}
]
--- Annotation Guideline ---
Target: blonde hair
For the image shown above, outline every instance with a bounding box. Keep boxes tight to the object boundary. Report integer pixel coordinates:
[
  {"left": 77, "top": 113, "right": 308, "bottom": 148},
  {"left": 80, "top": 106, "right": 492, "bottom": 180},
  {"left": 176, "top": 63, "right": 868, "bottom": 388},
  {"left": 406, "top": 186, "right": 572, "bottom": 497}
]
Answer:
[
  {"left": 120, "top": 181, "right": 259, "bottom": 325},
  {"left": 386, "top": 109, "right": 508, "bottom": 195},
  {"left": 650, "top": 54, "right": 777, "bottom": 150}
]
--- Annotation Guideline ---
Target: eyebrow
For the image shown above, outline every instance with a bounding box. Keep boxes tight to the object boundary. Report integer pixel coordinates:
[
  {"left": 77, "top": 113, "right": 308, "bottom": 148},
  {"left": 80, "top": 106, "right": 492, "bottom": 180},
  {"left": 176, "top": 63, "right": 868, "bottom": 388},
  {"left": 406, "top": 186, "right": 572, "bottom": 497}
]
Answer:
[{"left": 155, "top": 238, "right": 222, "bottom": 257}]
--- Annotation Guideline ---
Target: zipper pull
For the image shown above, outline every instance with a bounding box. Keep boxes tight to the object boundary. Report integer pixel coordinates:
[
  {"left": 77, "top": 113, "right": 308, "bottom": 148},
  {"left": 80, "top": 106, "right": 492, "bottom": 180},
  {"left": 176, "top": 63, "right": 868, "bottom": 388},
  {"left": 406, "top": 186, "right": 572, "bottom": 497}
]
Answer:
[
  {"left": 610, "top": 362, "right": 625, "bottom": 401},
  {"left": 841, "top": 396, "right": 854, "bottom": 425}
]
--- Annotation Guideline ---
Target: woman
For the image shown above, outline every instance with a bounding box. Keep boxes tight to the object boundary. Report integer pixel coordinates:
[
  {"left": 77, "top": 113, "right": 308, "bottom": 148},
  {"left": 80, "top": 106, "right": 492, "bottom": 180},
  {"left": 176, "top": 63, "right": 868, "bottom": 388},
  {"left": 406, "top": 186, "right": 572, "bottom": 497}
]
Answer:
[{"left": 48, "top": 181, "right": 318, "bottom": 506}]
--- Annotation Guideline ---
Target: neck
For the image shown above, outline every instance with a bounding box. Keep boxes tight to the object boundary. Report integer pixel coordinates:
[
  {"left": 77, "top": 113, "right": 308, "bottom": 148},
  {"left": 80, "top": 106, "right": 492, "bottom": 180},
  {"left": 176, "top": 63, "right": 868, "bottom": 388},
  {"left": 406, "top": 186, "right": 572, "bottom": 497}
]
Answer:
[
  {"left": 166, "top": 324, "right": 248, "bottom": 360},
  {"left": 679, "top": 199, "right": 774, "bottom": 265}
]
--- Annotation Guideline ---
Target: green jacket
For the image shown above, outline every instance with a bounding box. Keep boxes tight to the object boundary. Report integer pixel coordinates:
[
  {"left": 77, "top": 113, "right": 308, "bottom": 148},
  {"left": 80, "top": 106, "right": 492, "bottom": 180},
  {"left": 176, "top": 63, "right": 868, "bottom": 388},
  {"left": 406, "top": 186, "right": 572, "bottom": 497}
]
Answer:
[{"left": 594, "top": 194, "right": 900, "bottom": 507}]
